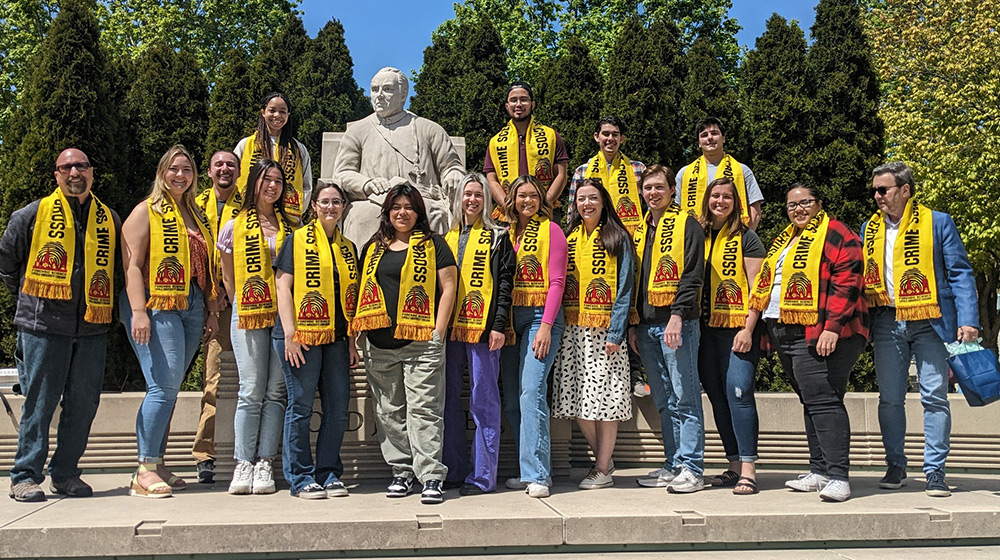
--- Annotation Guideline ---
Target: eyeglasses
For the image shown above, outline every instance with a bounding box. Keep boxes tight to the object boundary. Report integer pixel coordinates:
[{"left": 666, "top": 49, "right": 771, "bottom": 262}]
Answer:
[
  {"left": 315, "top": 199, "right": 344, "bottom": 207},
  {"left": 872, "top": 185, "right": 899, "bottom": 196},
  {"left": 56, "top": 162, "right": 92, "bottom": 174},
  {"left": 785, "top": 199, "right": 817, "bottom": 211}
]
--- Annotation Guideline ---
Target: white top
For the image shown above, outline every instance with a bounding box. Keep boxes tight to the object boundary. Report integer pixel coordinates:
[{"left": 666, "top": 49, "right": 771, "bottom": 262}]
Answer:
[
  {"left": 674, "top": 161, "right": 764, "bottom": 205},
  {"left": 762, "top": 244, "right": 793, "bottom": 319},
  {"left": 234, "top": 135, "right": 313, "bottom": 210},
  {"left": 216, "top": 219, "right": 279, "bottom": 259},
  {"left": 882, "top": 216, "right": 900, "bottom": 305}
]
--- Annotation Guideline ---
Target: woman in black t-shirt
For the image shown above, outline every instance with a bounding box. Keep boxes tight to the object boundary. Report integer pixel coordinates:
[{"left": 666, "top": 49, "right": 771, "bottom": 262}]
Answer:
[
  {"left": 697, "top": 177, "right": 766, "bottom": 495},
  {"left": 353, "top": 184, "right": 458, "bottom": 504}
]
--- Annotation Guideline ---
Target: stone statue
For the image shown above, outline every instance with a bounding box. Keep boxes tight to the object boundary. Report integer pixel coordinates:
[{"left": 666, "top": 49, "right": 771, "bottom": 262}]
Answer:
[{"left": 334, "top": 67, "right": 465, "bottom": 244}]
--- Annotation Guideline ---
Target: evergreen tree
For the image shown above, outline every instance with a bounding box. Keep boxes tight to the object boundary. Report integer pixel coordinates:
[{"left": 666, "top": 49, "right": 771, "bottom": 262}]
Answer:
[
  {"left": 204, "top": 48, "right": 255, "bottom": 164},
  {"left": 247, "top": 13, "right": 310, "bottom": 102},
  {"left": 804, "top": 0, "right": 884, "bottom": 231},
  {"left": 534, "top": 36, "right": 604, "bottom": 172},
  {"left": 680, "top": 35, "right": 743, "bottom": 162},
  {"left": 0, "top": 0, "right": 131, "bottom": 385},
  {"left": 603, "top": 17, "right": 686, "bottom": 169},
  {"left": 289, "top": 18, "right": 371, "bottom": 181},
  {"left": 124, "top": 41, "right": 210, "bottom": 191},
  {"left": 410, "top": 13, "right": 508, "bottom": 171},
  {"left": 740, "top": 14, "right": 811, "bottom": 242}
]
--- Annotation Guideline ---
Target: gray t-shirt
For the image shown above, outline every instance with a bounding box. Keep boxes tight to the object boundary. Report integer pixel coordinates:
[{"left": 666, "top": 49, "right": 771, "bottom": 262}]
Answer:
[{"left": 674, "top": 161, "right": 764, "bottom": 206}]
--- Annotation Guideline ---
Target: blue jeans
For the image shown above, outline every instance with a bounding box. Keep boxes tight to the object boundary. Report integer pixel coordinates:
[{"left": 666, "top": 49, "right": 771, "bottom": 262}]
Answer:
[
  {"left": 698, "top": 325, "right": 760, "bottom": 462},
  {"left": 121, "top": 284, "right": 204, "bottom": 461},
  {"left": 872, "top": 307, "right": 951, "bottom": 474},
  {"left": 634, "top": 320, "right": 704, "bottom": 475},
  {"left": 10, "top": 330, "right": 106, "bottom": 485},
  {"left": 275, "top": 338, "right": 351, "bottom": 494},
  {"left": 231, "top": 320, "right": 286, "bottom": 462},
  {"left": 500, "top": 306, "right": 564, "bottom": 485}
]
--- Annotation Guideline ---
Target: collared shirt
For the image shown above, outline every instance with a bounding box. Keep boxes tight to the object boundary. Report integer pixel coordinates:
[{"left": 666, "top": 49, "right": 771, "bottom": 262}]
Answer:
[
  {"left": 567, "top": 157, "right": 647, "bottom": 219},
  {"left": 882, "top": 215, "right": 900, "bottom": 305}
]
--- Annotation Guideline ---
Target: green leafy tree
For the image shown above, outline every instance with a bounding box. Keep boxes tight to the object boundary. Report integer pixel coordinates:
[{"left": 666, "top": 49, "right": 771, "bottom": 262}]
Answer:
[
  {"left": 410, "top": 12, "right": 509, "bottom": 171},
  {"left": 534, "top": 36, "right": 604, "bottom": 173},
  {"left": 124, "top": 41, "right": 210, "bottom": 192},
  {"left": 866, "top": 0, "right": 1000, "bottom": 349},
  {"left": 204, "top": 48, "right": 255, "bottom": 164},
  {"left": 247, "top": 12, "right": 310, "bottom": 103},
  {"left": 289, "top": 18, "right": 370, "bottom": 181},
  {"left": 602, "top": 16, "right": 686, "bottom": 169},
  {"left": 680, "top": 35, "right": 744, "bottom": 162},
  {"left": 803, "top": 0, "right": 884, "bottom": 232},
  {"left": 95, "top": 0, "right": 297, "bottom": 82},
  {"left": 559, "top": 0, "right": 741, "bottom": 80},
  {"left": 740, "top": 14, "right": 811, "bottom": 243},
  {"left": 0, "top": 0, "right": 56, "bottom": 141},
  {"left": 437, "top": 0, "right": 560, "bottom": 84},
  {"left": 0, "top": 0, "right": 133, "bottom": 387}
]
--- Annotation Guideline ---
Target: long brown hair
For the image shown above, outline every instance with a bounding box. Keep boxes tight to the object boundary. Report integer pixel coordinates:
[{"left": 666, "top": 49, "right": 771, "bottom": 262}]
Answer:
[
  {"left": 564, "top": 178, "right": 632, "bottom": 259},
  {"left": 369, "top": 183, "right": 433, "bottom": 250},
  {"left": 698, "top": 177, "right": 746, "bottom": 238},
  {"left": 503, "top": 175, "right": 553, "bottom": 222}
]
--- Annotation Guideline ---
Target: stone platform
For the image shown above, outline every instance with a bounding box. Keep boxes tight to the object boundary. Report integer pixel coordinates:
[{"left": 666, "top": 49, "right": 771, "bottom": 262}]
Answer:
[{"left": 2, "top": 468, "right": 999, "bottom": 559}]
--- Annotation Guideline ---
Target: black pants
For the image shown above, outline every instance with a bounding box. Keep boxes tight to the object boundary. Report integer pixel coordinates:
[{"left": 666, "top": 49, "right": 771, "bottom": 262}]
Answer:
[{"left": 767, "top": 321, "right": 865, "bottom": 481}]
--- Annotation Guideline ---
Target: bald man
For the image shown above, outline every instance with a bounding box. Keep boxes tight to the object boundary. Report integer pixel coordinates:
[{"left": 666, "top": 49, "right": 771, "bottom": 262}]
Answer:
[{"left": 0, "top": 148, "right": 121, "bottom": 502}]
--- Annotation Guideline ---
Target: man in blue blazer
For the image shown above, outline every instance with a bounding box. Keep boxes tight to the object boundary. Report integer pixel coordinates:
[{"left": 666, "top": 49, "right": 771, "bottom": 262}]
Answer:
[{"left": 862, "top": 161, "right": 980, "bottom": 498}]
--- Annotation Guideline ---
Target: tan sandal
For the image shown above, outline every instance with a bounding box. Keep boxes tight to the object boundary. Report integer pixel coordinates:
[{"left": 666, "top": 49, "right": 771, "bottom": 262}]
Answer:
[{"left": 130, "top": 472, "right": 172, "bottom": 499}]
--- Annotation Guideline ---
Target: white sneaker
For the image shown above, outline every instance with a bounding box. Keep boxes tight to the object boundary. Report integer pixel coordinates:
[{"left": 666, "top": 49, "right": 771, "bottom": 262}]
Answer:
[
  {"left": 578, "top": 469, "right": 614, "bottom": 490},
  {"left": 819, "top": 479, "right": 851, "bottom": 502},
  {"left": 526, "top": 483, "right": 550, "bottom": 498},
  {"left": 637, "top": 467, "right": 678, "bottom": 488},
  {"left": 505, "top": 477, "right": 527, "bottom": 490},
  {"left": 252, "top": 459, "right": 276, "bottom": 494},
  {"left": 666, "top": 467, "right": 705, "bottom": 493},
  {"left": 785, "top": 472, "right": 830, "bottom": 492},
  {"left": 633, "top": 380, "right": 651, "bottom": 397},
  {"left": 228, "top": 461, "right": 254, "bottom": 494}
]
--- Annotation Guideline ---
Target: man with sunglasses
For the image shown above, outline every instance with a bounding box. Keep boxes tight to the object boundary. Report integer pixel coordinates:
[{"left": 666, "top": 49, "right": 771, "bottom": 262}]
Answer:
[
  {"left": 862, "top": 161, "right": 979, "bottom": 498},
  {"left": 0, "top": 148, "right": 121, "bottom": 502}
]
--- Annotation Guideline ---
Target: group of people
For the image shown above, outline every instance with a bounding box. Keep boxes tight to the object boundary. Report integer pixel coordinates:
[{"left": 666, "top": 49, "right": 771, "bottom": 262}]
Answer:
[{"left": 2, "top": 78, "right": 980, "bottom": 507}]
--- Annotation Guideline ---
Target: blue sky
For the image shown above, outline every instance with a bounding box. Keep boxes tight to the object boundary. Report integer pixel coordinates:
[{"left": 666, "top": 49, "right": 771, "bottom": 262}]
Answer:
[{"left": 299, "top": 0, "right": 818, "bottom": 93}]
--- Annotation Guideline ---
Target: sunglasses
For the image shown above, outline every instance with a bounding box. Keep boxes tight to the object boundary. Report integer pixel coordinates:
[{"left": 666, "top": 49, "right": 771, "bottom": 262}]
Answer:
[
  {"left": 872, "top": 185, "right": 900, "bottom": 196},
  {"left": 56, "top": 162, "right": 92, "bottom": 174}
]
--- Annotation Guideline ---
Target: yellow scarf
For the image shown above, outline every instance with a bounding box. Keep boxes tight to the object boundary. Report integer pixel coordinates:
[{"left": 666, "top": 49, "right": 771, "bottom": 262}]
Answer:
[
  {"left": 564, "top": 224, "right": 618, "bottom": 328},
  {"left": 292, "top": 221, "right": 359, "bottom": 345},
  {"left": 23, "top": 189, "right": 116, "bottom": 324},
  {"left": 584, "top": 153, "right": 642, "bottom": 234},
  {"left": 196, "top": 186, "right": 242, "bottom": 288},
  {"left": 232, "top": 209, "right": 291, "bottom": 329},
  {"left": 147, "top": 198, "right": 214, "bottom": 310},
  {"left": 352, "top": 233, "right": 438, "bottom": 341},
  {"left": 510, "top": 215, "right": 551, "bottom": 306},
  {"left": 680, "top": 155, "right": 750, "bottom": 225},
  {"left": 863, "top": 200, "right": 939, "bottom": 320},
  {"left": 238, "top": 132, "right": 305, "bottom": 222},
  {"left": 705, "top": 225, "right": 749, "bottom": 328},
  {"left": 445, "top": 221, "right": 496, "bottom": 343},
  {"left": 635, "top": 205, "right": 688, "bottom": 307},
  {"left": 750, "top": 210, "right": 830, "bottom": 325},
  {"left": 488, "top": 117, "right": 557, "bottom": 220}
]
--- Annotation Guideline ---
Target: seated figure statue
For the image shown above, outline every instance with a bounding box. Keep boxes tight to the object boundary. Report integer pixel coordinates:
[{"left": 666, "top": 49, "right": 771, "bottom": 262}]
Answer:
[{"left": 334, "top": 66, "right": 465, "bottom": 244}]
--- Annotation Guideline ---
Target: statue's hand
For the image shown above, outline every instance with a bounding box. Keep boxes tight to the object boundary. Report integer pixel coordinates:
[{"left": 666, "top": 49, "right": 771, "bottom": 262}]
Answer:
[
  {"left": 389, "top": 175, "right": 409, "bottom": 188},
  {"left": 443, "top": 170, "right": 463, "bottom": 198},
  {"left": 365, "top": 177, "right": 392, "bottom": 196}
]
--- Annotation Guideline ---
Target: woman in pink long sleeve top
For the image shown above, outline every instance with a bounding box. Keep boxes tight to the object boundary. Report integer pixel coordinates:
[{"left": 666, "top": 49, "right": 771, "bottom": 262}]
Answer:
[{"left": 499, "top": 175, "right": 568, "bottom": 498}]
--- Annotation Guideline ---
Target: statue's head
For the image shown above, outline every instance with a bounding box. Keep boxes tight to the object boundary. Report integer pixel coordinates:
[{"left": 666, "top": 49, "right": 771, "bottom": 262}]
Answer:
[{"left": 371, "top": 67, "right": 408, "bottom": 118}]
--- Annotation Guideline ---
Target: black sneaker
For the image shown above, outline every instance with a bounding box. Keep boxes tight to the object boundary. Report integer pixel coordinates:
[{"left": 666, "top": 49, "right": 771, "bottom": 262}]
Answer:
[
  {"left": 296, "top": 482, "right": 328, "bottom": 499},
  {"left": 878, "top": 465, "right": 907, "bottom": 489},
  {"left": 386, "top": 476, "right": 414, "bottom": 498},
  {"left": 925, "top": 470, "right": 951, "bottom": 497},
  {"left": 324, "top": 480, "right": 349, "bottom": 497},
  {"left": 459, "top": 483, "right": 485, "bottom": 496},
  {"left": 421, "top": 479, "right": 444, "bottom": 504},
  {"left": 197, "top": 459, "right": 215, "bottom": 484}
]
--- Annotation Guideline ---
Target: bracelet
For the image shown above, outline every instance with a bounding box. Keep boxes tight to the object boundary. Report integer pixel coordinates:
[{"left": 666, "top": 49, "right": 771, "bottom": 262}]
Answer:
[
  {"left": 131, "top": 307, "right": 146, "bottom": 313},
  {"left": 209, "top": 311, "right": 220, "bottom": 318}
]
